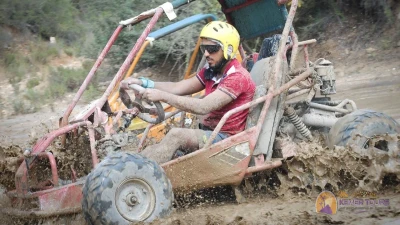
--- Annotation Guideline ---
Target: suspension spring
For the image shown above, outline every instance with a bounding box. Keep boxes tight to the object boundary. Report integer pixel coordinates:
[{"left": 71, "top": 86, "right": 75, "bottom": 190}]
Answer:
[{"left": 285, "top": 107, "right": 313, "bottom": 141}]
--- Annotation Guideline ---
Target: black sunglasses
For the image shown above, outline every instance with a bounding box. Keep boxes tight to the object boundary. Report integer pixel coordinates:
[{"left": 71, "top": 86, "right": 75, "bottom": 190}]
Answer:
[{"left": 200, "top": 44, "right": 221, "bottom": 54}]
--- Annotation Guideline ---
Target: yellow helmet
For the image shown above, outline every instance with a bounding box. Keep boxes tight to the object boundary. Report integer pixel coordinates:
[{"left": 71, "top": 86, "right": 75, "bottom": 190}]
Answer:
[{"left": 199, "top": 21, "right": 240, "bottom": 60}]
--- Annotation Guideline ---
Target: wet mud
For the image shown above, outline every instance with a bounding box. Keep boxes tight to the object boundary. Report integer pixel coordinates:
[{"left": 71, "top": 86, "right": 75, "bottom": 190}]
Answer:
[
  {"left": 150, "top": 134, "right": 400, "bottom": 225},
  {"left": 1, "top": 95, "right": 400, "bottom": 225},
  {"left": 281, "top": 134, "right": 400, "bottom": 193},
  {"left": 3, "top": 125, "right": 399, "bottom": 225},
  {"left": 0, "top": 145, "right": 22, "bottom": 191}
]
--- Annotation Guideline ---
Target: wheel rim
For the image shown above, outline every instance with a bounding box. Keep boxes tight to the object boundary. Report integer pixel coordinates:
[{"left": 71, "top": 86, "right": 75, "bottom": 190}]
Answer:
[
  {"left": 115, "top": 178, "right": 156, "bottom": 222},
  {"left": 363, "top": 139, "right": 389, "bottom": 151}
]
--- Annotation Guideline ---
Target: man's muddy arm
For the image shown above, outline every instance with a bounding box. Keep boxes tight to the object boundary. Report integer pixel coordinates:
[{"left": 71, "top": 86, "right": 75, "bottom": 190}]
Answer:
[
  {"left": 122, "top": 76, "right": 203, "bottom": 96},
  {"left": 161, "top": 89, "right": 232, "bottom": 115},
  {"left": 154, "top": 76, "right": 203, "bottom": 95}
]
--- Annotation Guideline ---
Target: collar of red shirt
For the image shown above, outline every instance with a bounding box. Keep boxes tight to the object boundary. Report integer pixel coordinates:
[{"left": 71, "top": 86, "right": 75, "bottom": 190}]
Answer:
[{"left": 210, "top": 59, "right": 238, "bottom": 85}]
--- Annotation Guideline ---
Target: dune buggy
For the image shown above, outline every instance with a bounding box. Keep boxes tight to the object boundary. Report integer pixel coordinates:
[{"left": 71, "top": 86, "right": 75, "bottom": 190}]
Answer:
[{"left": 1, "top": 0, "right": 399, "bottom": 224}]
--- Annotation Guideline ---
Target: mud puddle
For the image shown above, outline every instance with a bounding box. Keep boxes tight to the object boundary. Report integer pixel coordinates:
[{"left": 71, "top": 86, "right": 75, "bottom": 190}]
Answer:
[
  {"left": 151, "top": 193, "right": 400, "bottom": 225},
  {"left": 149, "top": 134, "right": 400, "bottom": 225},
  {"left": 0, "top": 130, "right": 399, "bottom": 225},
  {"left": 0, "top": 145, "right": 22, "bottom": 191}
]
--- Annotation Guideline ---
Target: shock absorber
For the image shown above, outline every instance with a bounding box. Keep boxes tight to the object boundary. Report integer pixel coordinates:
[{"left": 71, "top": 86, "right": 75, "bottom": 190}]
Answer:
[{"left": 285, "top": 106, "right": 313, "bottom": 141}]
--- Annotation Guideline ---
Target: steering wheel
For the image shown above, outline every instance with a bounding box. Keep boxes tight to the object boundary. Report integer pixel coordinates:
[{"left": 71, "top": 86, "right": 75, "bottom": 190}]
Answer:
[{"left": 119, "top": 84, "right": 165, "bottom": 124}]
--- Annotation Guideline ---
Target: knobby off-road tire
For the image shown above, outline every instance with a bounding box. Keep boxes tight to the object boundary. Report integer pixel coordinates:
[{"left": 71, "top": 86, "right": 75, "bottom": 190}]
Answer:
[
  {"left": 82, "top": 152, "right": 173, "bottom": 225},
  {"left": 328, "top": 109, "right": 400, "bottom": 150}
]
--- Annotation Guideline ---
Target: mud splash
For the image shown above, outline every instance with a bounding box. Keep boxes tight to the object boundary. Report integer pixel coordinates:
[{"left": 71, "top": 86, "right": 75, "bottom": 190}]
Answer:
[
  {"left": 0, "top": 135, "right": 93, "bottom": 192},
  {"left": 280, "top": 134, "right": 400, "bottom": 193},
  {"left": 1, "top": 132, "right": 399, "bottom": 225},
  {"left": 148, "top": 134, "right": 400, "bottom": 225},
  {"left": 0, "top": 145, "right": 22, "bottom": 191},
  {"left": 49, "top": 135, "right": 93, "bottom": 181}
]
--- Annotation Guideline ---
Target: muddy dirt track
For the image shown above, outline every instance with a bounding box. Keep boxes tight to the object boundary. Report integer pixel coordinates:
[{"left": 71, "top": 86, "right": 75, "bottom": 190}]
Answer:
[
  {"left": 332, "top": 52, "right": 400, "bottom": 123},
  {"left": 1, "top": 38, "right": 400, "bottom": 225}
]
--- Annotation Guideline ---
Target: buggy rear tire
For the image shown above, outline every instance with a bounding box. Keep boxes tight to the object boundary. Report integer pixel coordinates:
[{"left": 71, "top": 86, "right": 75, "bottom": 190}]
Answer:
[
  {"left": 82, "top": 152, "right": 173, "bottom": 225},
  {"left": 328, "top": 109, "right": 400, "bottom": 150}
]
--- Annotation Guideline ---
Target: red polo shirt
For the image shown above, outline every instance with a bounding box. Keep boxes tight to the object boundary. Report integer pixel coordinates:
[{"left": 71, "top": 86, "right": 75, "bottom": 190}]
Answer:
[{"left": 196, "top": 59, "right": 256, "bottom": 135}]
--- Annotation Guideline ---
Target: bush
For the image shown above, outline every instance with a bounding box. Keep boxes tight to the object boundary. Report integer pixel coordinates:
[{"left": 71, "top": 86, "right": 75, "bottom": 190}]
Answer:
[
  {"left": 1, "top": 0, "right": 223, "bottom": 78},
  {"left": 83, "top": 85, "right": 101, "bottom": 102},
  {"left": 290, "top": 0, "right": 398, "bottom": 41},
  {"left": 9, "top": 88, "right": 44, "bottom": 115},
  {"left": 0, "top": 0, "right": 84, "bottom": 43},
  {"left": 12, "top": 100, "right": 29, "bottom": 115},
  {"left": 31, "top": 43, "right": 60, "bottom": 64},
  {"left": 52, "top": 67, "right": 86, "bottom": 90},
  {"left": 2, "top": 51, "right": 18, "bottom": 66},
  {"left": 358, "top": 0, "right": 395, "bottom": 23},
  {"left": 45, "top": 82, "right": 67, "bottom": 100},
  {"left": 0, "top": 96, "right": 4, "bottom": 118},
  {"left": 295, "top": 0, "right": 397, "bottom": 25},
  {"left": 24, "top": 88, "right": 42, "bottom": 112},
  {"left": 46, "top": 66, "right": 90, "bottom": 100},
  {"left": 64, "top": 47, "right": 75, "bottom": 57},
  {"left": 1, "top": 51, "right": 29, "bottom": 84},
  {"left": 26, "top": 77, "right": 40, "bottom": 88}
]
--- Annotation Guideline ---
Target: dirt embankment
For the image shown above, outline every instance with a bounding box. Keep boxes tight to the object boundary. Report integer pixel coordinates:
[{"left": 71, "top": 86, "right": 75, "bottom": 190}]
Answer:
[{"left": 308, "top": 16, "right": 400, "bottom": 123}]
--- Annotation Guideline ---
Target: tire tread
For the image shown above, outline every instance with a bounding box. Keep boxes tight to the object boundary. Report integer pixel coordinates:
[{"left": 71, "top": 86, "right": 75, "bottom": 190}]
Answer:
[
  {"left": 329, "top": 109, "right": 400, "bottom": 148},
  {"left": 82, "top": 152, "right": 173, "bottom": 225}
]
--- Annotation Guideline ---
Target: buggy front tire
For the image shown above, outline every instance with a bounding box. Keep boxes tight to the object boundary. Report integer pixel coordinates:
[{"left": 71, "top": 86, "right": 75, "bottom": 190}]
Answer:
[{"left": 82, "top": 152, "right": 173, "bottom": 225}]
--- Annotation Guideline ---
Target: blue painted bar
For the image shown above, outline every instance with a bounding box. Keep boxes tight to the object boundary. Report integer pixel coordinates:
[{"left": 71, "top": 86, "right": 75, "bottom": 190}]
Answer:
[
  {"left": 148, "top": 14, "right": 218, "bottom": 40},
  {"left": 171, "top": 0, "right": 197, "bottom": 8}
]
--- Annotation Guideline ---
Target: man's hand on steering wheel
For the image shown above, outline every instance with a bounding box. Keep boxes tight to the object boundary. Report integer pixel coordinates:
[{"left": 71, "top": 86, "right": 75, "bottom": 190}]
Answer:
[
  {"left": 119, "top": 77, "right": 165, "bottom": 124},
  {"left": 120, "top": 77, "right": 143, "bottom": 90},
  {"left": 142, "top": 89, "right": 166, "bottom": 102},
  {"left": 120, "top": 77, "right": 166, "bottom": 102}
]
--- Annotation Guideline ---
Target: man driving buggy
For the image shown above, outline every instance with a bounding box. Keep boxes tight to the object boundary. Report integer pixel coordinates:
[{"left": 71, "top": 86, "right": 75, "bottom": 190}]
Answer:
[{"left": 121, "top": 21, "right": 256, "bottom": 164}]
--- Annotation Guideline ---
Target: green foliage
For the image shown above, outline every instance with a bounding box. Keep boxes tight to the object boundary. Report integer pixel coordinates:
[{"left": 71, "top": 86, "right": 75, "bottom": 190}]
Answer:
[
  {"left": 359, "top": 0, "right": 394, "bottom": 23},
  {"left": 2, "top": 51, "right": 18, "bottom": 66},
  {"left": 11, "top": 83, "right": 20, "bottom": 96},
  {"left": 77, "top": 0, "right": 152, "bottom": 63},
  {"left": 1, "top": 0, "right": 222, "bottom": 80},
  {"left": 379, "top": 38, "right": 391, "bottom": 50},
  {"left": 64, "top": 47, "right": 75, "bottom": 57},
  {"left": 1, "top": 0, "right": 396, "bottom": 65},
  {"left": 82, "top": 60, "right": 94, "bottom": 71},
  {"left": 2, "top": 0, "right": 397, "bottom": 112},
  {"left": 1, "top": 51, "right": 29, "bottom": 84},
  {"left": 295, "top": 0, "right": 396, "bottom": 24},
  {"left": 83, "top": 85, "right": 101, "bottom": 102},
  {"left": 77, "top": 0, "right": 223, "bottom": 76},
  {"left": 45, "top": 82, "right": 67, "bottom": 100},
  {"left": 0, "top": 96, "right": 4, "bottom": 118},
  {"left": 48, "top": 67, "right": 89, "bottom": 93},
  {"left": 26, "top": 77, "right": 40, "bottom": 89},
  {"left": 24, "top": 88, "right": 42, "bottom": 112},
  {"left": 12, "top": 101, "right": 29, "bottom": 115},
  {"left": 0, "top": 0, "right": 84, "bottom": 43},
  {"left": 30, "top": 42, "right": 60, "bottom": 64},
  {"left": 1, "top": 41, "right": 57, "bottom": 87},
  {"left": 44, "top": 67, "right": 101, "bottom": 104},
  {"left": 12, "top": 88, "right": 44, "bottom": 114},
  {"left": 293, "top": 0, "right": 397, "bottom": 39}
]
